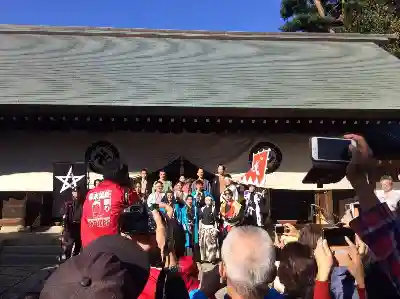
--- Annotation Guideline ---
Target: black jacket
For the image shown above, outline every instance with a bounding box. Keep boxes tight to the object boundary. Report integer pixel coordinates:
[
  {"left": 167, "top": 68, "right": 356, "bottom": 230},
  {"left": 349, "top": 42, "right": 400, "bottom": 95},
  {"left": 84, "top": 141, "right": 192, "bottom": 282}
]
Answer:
[{"left": 210, "top": 175, "right": 222, "bottom": 211}]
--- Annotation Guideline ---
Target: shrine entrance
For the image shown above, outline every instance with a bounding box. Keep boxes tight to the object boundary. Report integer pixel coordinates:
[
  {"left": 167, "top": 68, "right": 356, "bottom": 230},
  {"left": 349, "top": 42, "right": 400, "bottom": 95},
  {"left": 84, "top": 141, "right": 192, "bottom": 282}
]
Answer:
[{"left": 148, "top": 156, "right": 214, "bottom": 185}]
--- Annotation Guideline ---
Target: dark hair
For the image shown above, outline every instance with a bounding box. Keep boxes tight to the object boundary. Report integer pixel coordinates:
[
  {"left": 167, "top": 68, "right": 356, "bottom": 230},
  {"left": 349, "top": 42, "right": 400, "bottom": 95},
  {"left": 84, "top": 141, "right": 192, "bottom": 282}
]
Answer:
[
  {"left": 218, "top": 164, "right": 226, "bottom": 170},
  {"left": 298, "top": 224, "right": 323, "bottom": 250},
  {"left": 195, "top": 179, "right": 203, "bottom": 185},
  {"left": 278, "top": 242, "right": 316, "bottom": 299},
  {"left": 155, "top": 181, "right": 163, "bottom": 186},
  {"left": 159, "top": 169, "right": 166, "bottom": 174},
  {"left": 141, "top": 168, "right": 148, "bottom": 173},
  {"left": 166, "top": 190, "right": 174, "bottom": 195},
  {"left": 380, "top": 175, "right": 393, "bottom": 182},
  {"left": 186, "top": 195, "right": 194, "bottom": 200},
  {"left": 224, "top": 189, "right": 233, "bottom": 196},
  {"left": 224, "top": 174, "right": 232, "bottom": 179},
  {"left": 93, "top": 179, "right": 102, "bottom": 185},
  {"left": 102, "top": 160, "right": 130, "bottom": 187}
]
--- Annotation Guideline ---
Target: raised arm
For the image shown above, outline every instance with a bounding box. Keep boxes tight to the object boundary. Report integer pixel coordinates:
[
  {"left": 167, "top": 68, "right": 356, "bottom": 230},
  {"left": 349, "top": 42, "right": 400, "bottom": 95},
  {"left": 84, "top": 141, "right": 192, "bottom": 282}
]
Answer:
[{"left": 345, "top": 134, "right": 400, "bottom": 295}]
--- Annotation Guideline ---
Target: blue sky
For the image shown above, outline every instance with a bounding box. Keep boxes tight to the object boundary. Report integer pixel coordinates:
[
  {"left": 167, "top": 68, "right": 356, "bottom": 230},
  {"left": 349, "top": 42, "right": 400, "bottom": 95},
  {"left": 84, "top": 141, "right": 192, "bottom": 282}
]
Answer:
[{"left": 2, "top": 0, "right": 283, "bottom": 32}]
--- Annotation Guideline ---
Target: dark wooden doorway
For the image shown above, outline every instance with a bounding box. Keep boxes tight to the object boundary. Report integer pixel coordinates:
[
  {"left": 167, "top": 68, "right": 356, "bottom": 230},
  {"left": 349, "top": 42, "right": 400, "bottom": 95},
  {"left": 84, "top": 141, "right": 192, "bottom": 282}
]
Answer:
[{"left": 148, "top": 156, "right": 214, "bottom": 186}]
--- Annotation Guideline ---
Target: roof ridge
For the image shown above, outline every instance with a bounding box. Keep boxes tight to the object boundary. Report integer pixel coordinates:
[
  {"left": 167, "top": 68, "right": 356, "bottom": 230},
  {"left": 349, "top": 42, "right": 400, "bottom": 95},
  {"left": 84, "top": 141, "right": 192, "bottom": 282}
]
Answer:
[{"left": 0, "top": 24, "right": 395, "bottom": 43}]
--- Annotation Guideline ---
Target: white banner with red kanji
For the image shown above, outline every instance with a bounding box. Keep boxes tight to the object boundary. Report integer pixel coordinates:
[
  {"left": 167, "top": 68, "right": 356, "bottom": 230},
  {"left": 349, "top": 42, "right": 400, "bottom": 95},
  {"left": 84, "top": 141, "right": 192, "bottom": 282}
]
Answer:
[{"left": 240, "top": 149, "right": 270, "bottom": 187}]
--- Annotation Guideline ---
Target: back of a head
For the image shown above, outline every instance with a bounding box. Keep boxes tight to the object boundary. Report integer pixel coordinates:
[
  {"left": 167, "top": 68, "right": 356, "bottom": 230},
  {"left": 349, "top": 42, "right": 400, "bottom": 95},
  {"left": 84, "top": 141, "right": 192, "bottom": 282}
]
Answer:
[
  {"left": 221, "top": 226, "right": 276, "bottom": 298},
  {"left": 298, "top": 224, "right": 323, "bottom": 250},
  {"left": 278, "top": 242, "right": 316, "bottom": 299},
  {"left": 102, "top": 159, "right": 130, "bottom": 187}
]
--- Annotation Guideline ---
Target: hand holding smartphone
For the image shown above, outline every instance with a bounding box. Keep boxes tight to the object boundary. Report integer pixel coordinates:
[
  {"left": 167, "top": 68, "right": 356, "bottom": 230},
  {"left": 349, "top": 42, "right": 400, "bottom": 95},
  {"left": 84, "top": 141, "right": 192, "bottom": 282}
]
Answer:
[
  {"left": 310, "top": 137, "right": 356, "bottom": 163},
  {"left": 323, "top": 227, "right": 356, "bottom": 247}
]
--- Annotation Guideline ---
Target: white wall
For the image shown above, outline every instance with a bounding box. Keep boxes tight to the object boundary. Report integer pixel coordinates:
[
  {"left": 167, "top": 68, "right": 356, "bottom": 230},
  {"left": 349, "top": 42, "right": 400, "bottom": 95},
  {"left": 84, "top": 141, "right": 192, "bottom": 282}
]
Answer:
[{"left": 0, "top": 131, "right": 353, "bottom": 191}]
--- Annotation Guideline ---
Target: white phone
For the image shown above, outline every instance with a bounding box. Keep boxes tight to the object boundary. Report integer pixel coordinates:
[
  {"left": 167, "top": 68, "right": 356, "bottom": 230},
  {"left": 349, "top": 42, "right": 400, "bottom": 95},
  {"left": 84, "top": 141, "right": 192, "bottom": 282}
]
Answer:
[{"left": 310, "top": 137, "right": 356, "bottom": 163}]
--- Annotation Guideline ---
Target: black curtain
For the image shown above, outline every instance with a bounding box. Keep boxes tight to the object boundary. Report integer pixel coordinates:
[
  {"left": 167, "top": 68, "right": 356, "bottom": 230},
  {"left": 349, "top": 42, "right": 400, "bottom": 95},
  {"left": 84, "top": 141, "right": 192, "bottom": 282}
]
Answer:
[
  {"left": 148, "top": 156, "right": 214, "bottom": 186},
  {"left": 269, "top": 190, "right": 314, "bottom": 222},
  {"left": 52, "top": 162, "right": 87, "bottom": 218}
]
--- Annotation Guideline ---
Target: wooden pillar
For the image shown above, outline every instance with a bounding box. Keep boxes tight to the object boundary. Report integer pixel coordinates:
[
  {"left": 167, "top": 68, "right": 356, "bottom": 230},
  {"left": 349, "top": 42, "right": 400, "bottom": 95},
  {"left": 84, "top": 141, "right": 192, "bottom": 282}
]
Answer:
[{"left": 314, "top": 190, "right": 333, "bottom": 224}]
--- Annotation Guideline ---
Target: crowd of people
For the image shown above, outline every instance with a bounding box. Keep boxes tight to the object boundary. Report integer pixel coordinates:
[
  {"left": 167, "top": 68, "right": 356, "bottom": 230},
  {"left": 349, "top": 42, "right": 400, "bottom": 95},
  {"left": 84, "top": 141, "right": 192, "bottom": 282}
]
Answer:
[
  {"left": 133, "top": 165, "right": 270, "bottom": 263},
  {"left": 38, "top": 134, "right": 400, "bottom": 299}
]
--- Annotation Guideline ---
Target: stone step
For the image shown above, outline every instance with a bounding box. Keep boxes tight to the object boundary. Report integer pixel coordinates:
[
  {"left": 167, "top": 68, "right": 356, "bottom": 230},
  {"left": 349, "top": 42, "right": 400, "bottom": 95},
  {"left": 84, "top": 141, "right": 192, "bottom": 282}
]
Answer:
[
  {"left": 0, "top": 253, "right": 61, "bottom": 266},
  {"left": 1, "top": 245, "right": 62, "bottom": 255},
  {"left": 1, "top": 234, "right": 61, "bottom": 246}
]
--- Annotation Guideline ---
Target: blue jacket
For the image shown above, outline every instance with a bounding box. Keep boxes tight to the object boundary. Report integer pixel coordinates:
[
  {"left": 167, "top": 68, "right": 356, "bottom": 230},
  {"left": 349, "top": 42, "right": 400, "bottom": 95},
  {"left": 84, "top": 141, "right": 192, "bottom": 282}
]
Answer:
[
  {"left": 330, "top": 266, "right": 359, "bottom": 299},
  {"left": 180, "top": 202, "right": 199, "bottom": 247},
  {"left": 159, "top": 201, "right": 184, "bottom": 222},
  {"left": 189, "top": 288, "right": 283, "bottom": 299}
]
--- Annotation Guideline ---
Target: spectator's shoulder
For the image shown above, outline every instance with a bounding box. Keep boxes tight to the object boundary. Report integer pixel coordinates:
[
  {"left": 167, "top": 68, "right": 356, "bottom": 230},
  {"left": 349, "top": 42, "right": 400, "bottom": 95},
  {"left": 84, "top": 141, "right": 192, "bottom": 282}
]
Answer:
[{"left": 265, "top": 288, "right": 284, "bottom": 298}]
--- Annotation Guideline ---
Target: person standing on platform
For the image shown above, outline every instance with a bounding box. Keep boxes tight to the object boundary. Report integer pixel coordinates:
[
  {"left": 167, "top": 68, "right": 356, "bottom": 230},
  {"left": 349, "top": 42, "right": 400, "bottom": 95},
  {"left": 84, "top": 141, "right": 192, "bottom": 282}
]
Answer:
[
  {"left": 152, "top": 170, "right": 172, "bottom": 193},
  {"left": 220, "top": 189, "right": 244, "bottom": 244},
  {"left": 191, "top": 168, "right": 211, "bottom": 194},
  {"left": 181, "top": 195, "right": 200, "bottom": 261},
  {"left": 139, "top": 168, "right": 152, "bottom": 197},
  {"left": 243, "top": 184, "right": 267, "bottom": 227},
  {"left": 220, "top": 174, "right": 239, "bottom": 203},
  {"left": 198, "top": 196, "right": 220, "bottom": 263},
  {"left": 134, "top": 181, "right": 146, "bottom": 204},
  {"left": 211, "top": 164, "right": 226, "bottom": 220},
  {"left": 191, "top": 179, "right": 213, "bottom": 208},
  {"left": 163, "top": 189, "right": 184, "bottom": 221},
  {"left": 175, "top": 176, "right": 190, "bottom": 194},
  {"left": 60, "top": 186, "right": 84, "bottom": 260},
  {"left": 174, "top": 181, "right": 188, "bottom": 204},
  {"left": 147, "top": 181, "right": 165, "bottom": 207}
]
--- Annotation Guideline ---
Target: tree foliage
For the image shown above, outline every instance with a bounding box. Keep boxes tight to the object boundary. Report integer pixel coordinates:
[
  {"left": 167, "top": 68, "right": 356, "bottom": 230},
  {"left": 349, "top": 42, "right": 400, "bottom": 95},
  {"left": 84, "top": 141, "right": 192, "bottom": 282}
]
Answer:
[{"left": 280, "top": 0, "right": 400, "bottom": 57}]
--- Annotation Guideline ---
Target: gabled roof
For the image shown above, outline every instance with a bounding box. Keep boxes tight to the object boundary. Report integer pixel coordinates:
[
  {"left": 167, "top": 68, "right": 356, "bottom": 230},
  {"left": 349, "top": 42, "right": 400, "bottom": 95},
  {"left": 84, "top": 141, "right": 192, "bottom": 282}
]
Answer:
[{"left": 0, "top": 25, "right": 399, "bottom": 112}]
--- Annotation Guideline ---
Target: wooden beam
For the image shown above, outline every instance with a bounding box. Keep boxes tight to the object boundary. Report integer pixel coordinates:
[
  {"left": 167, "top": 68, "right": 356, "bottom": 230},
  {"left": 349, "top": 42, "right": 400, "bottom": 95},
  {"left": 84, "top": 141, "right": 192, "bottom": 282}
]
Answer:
[{"left": 315, "top": 190, "right": 334, "bottom": 224}]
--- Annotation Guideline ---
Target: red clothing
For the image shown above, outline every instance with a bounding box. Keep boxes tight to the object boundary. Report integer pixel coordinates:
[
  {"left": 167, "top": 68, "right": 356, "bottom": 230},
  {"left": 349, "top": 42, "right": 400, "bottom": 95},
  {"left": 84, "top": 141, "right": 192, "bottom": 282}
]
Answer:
[
  {"left": 313, "top": 281, "right": 366, "bottom": 299},
  {"left": 81, "top": 180, "right": 138, "bottom": 247},
  {"left": 350, "top": 202, "right": 400, "bottom": 295},
  {"left": 138, "top": 256, "right": 199, "bottom": 299}
]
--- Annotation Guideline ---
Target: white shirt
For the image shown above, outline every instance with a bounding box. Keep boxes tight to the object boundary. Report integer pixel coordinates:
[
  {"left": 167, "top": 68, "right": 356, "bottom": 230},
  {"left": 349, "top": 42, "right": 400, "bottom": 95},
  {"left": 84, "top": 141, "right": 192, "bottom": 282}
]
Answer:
[
  {"left": 376, "top": 189, "right": 400, "bottom": 211},
  {"left": 147, "top": 192, "right": 165, "bottom": 207}
]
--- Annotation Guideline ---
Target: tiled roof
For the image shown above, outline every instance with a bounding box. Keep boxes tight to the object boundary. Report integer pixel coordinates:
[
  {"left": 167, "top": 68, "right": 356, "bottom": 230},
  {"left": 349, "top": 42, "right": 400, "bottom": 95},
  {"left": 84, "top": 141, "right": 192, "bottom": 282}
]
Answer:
[{"left": 0, "top": 25, "right": 399, "bottom": 110}]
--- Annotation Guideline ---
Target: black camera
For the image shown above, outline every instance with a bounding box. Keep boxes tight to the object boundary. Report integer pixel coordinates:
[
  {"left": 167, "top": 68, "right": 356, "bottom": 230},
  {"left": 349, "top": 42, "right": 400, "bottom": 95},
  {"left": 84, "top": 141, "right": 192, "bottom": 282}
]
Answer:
[{"left": 119, "top": 203, "right": 157, "bottom": 235}]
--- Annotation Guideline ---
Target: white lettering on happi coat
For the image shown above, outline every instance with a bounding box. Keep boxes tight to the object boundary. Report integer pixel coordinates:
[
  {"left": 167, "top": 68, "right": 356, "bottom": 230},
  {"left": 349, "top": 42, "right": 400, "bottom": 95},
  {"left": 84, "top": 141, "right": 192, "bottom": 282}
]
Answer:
[{"left": 87, "top": 189, "right": 112, "bottom": 228}]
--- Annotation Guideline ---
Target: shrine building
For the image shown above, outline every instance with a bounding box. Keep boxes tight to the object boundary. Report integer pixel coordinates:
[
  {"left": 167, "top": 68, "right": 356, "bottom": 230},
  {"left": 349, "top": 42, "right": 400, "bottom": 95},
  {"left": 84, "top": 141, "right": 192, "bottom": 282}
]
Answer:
[{"left": 0, "top": 25, "right": 399, "bottom": 227}]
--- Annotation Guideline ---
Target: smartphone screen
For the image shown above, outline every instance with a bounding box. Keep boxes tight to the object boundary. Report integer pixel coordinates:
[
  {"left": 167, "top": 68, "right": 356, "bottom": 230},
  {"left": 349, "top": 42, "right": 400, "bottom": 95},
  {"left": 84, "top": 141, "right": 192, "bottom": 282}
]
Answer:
[
  {"left": 315, "top": 138, "right": 353, "bottom": 162},
  {"left": 323, "top": 227, "right": 355, "bottom": 246}
]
